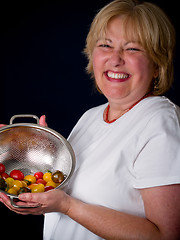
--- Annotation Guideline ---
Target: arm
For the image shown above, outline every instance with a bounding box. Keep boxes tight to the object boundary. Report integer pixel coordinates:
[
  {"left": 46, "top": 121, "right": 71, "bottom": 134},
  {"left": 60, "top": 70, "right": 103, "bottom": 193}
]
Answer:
[
  {"left": 66, "top": 194, "right": 160, "bottom": 240},
  {"left": 1, "top": 184, "right": 180, "bottom": 240},
  {"left": 66, "top": 184, "right": 180, "bottom": 240}
]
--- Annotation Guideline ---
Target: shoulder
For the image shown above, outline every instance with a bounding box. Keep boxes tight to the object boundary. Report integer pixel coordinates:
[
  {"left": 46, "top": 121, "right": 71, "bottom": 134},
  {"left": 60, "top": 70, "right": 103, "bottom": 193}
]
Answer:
[
  {"left": 138, "top": 96, "right": 180, "bottom": 126},
  {"left": 133, "top": 97, "right": 180, "bottom": 189},
  {"left": 134, "top": 96, "right": 180, "bottom": 150},
  {"left": 140, "top": 96, "right": 179, "bottom": 114},
  {"left": 136, "top": 96, "right": 180, "bottom": 153}
]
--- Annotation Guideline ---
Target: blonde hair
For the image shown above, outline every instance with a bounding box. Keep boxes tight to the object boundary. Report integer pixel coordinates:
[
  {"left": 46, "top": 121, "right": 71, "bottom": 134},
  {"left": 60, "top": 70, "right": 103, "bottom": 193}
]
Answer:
[{"left": 84, "top": 0, "right": 176, "bottom": 95}]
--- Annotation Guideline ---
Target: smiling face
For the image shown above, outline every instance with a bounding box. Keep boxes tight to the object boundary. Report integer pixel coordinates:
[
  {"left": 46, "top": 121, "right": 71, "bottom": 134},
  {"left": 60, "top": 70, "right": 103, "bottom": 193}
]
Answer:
[{"left": 92, "top": 15, "right": 158, "bottom": 106}]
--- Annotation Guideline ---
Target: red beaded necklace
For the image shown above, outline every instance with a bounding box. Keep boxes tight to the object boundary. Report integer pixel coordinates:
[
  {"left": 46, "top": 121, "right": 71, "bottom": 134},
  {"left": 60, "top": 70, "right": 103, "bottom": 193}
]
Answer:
[{"left": 105, "top": 92, "right": 152, "bottom": 124}]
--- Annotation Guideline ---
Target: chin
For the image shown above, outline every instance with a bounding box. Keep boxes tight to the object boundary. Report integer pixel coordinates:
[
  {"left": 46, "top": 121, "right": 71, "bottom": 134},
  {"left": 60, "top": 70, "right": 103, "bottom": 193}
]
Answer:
[{"left": 103, "top": 88, "right": 129, "bottom": 100}]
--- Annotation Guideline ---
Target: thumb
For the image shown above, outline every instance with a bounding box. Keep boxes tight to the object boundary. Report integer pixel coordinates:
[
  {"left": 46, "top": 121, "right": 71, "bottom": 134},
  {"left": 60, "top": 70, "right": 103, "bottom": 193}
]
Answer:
[
  {"left": 18, "top": 192, "right": 44, "bottom": 203},
  {"left": 39, "top": 115, "right": 48, "bottom": 127}
]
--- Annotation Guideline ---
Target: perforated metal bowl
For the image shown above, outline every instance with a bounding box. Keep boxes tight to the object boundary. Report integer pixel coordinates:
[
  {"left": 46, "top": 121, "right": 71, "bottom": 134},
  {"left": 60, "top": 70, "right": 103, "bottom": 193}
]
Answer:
[{"left": 0, "top": 114, "right": 75, "bottom": 208}]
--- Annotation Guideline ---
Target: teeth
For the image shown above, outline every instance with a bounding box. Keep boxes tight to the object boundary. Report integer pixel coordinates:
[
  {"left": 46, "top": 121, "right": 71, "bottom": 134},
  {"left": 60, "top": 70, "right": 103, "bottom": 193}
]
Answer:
[{"left": 107, "top": 71, "right": 129, "bottom": 79}]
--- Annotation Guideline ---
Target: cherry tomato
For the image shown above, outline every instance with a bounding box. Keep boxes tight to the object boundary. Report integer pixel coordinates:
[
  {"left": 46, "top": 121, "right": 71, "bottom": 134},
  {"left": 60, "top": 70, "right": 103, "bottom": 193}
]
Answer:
[
  {"left": 31, "top": 183, "right": 45, "bottom": 193},
  {"left": 7, "top": 186, "right": 18, "bottom": 195},
  {"left": 36, "top": 179, "right": 46, "bottom": 185},
  {"left": 28, "top": 183, "right": 38, "bottom": 190},
  {"left": 10, "top": 170, "right": 24, "bottom": 181},
  {"left": 5, "top": 177, "right": 15, "bottom": 188},
  {"left": 46, "top": 180, "right": 56, "bottom": 188},
  {"left": 45, "top": 186, "right": 55, "bottom": 192},
  {"left": 43, "top": 172, "right": 52, "bottom": 182},
  {"left": 52, "top": 170, "right": 64, "bottom": 183},
  {"left": 13, "top": 180, "right": 23, "bottom": 190},
  {"left": 21, "top": 180, "right": 28, "bottom": 187},
  {"left": 1, "top": 172, "right": 10, "bottom": 180},
  {"left": 24, "top": 175, "right": 36, "bottom": 184},
  {"left": 0, "top": 163, "right": 5, "bottom": 174},
  {"left": 34, "top": 171, "right": 43, "bottom": 180}
]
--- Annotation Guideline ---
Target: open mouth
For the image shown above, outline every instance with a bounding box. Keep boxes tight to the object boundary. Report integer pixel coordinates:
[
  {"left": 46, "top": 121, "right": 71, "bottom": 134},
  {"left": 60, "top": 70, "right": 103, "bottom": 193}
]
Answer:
[{"left": 105, "top": 71, "right": 130, "bottom": 82}]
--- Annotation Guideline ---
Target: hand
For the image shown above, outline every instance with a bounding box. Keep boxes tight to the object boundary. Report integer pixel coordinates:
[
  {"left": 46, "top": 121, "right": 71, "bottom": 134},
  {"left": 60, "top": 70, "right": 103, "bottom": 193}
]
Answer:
[{"left": 0, "top": 189, "right": 71, "bottom": 215}]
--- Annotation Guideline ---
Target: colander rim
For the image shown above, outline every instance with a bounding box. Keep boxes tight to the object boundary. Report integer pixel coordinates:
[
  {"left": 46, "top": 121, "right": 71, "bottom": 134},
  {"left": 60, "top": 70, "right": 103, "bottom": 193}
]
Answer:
[{"left": 0, "top": 122, "right": 76, "bottom": 199}]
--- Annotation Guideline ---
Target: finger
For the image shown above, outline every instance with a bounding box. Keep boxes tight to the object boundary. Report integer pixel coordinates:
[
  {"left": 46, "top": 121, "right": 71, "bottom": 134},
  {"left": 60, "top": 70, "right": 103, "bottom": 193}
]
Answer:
[
  {"left": 39, "top": 115, "right": 48, "bottom": 127},
  {"left": 19, "top": 190, "right": 69, "bottom": 214},
  {"left": 0, "top": 124, "right": 6, "bottom": 128},
  {"left": 0, "top": 192, "right": 11, "bottom": 206},
  {"left": 0, "top": 193, "right": 28, "bottom": 214},
  {"left": 18, "top": 192, "right": 48, "bottom": 204},
  {"left": 15, "top": 199, "right": 40, "bottom": 208},
  {"left": 19, "top": 191, "right": 61, "bottom": 214},
  {"left": 0, "top": 193, "right": 42, "bottom": 215},
  {"left": 18, "top": 193, "right": 48, "bottom": 214}
]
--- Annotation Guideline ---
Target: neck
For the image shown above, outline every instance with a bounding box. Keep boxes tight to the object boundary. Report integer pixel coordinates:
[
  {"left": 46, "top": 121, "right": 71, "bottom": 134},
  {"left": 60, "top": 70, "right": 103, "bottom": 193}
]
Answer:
[
  {"left": 105, "top": 105, "right": 128, "bottom": 123},
  {"left": 105, "top": 92, "right": 152, "bottom": 123}
]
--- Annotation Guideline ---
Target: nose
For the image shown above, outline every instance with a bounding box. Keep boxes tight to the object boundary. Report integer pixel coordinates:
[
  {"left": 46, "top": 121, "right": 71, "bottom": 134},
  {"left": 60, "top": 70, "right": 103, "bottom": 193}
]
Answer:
[{"left": 109, "top": 50, "right": 125, "bottom": 67}]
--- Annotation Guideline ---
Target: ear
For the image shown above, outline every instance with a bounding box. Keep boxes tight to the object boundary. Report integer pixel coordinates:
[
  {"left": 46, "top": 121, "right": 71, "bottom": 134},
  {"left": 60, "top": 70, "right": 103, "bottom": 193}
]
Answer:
[{"left": 153, "top": 65, "right": 159, "bottom": 79}]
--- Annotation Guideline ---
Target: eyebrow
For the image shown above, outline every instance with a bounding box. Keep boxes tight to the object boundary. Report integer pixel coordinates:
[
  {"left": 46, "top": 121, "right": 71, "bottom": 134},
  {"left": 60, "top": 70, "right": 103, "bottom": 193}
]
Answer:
[
  {"left": 96, "top": 38, "right": 112, "bottom": 43},
  {"left": 124, "top": 41, "right": 139, "bottom": 45},
  {"left": 96, "top": 39, "right": 139, "bottom": 45}
]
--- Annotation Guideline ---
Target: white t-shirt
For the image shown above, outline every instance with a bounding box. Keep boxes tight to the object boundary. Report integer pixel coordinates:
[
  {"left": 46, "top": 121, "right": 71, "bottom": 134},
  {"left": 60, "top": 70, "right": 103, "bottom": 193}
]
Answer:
[{"left": 44, "top": 96, "right": 180, "bottom": 240}]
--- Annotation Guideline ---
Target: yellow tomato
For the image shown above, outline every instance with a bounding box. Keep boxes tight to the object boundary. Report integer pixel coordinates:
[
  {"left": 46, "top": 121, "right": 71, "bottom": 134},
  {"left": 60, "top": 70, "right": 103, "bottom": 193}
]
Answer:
[
  {"left": 28, "top": 183, "right": 38, "bottom": 191},
  {"left": 31, "top": 183, "right": 45, "bottom": 193},
  {"left": 24, "top": 175, "right": 36, "bottom": 184},
  {"left": 46, "top": 180, "right": 56, "bottom": 188},
  {"left": 43, "top": 172, "right": 52, "bottom": 182},
  {"left": 21, "top": 180, "right": 28, "bottom": 187},
  {"left": 7, "top": 186, "right": 19, "bottom": 195},
  {"left": 5, "top": 177, "right": 15, "bottom": 188},
  {"left": 13, "top": 180, "right": 23, "bottom": 190}
]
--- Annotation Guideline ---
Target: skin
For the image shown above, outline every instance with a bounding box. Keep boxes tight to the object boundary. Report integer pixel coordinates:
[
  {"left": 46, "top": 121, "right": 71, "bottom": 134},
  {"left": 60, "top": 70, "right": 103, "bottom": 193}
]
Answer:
[{"left": 0, "top": 17, "right": 180, "bottom": 240}]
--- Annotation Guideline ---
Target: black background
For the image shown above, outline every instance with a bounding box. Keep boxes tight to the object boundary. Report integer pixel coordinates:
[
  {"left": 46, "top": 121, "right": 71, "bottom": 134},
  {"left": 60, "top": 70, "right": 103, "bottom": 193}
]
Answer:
[{"left": 0, "top": 1, "right": 179, "bottom": 239}]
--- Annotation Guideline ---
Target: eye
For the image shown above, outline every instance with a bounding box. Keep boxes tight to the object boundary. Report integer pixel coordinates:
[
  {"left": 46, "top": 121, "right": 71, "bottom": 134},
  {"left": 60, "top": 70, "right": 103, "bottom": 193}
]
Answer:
[
  {"left": 127, "top": 48, "right": 140, "bottom": 51},
  {"left": 99, "top": 44, "right": 111, "bottom": 48}
]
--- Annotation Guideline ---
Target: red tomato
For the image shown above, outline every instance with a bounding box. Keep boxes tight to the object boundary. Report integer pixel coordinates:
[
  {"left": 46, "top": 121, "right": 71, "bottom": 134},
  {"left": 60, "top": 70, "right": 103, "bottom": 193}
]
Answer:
[
  {"left": 36, "top": 179, "right": 46, "bottom": 185},
  {"left": 1, "top": 172, "right": 9, "bottom": 180},
  {"left": 45, "top": 186, "right": 54, "bottom": 192},
  {"left": 34, "top": 171, "right": 44, "bottom": 180},
  {"left": 10, "top": 170, "right": 24, "bottom": 180},
  {"left": 0, "top": 163, "right": 5, "bottom": 174}
]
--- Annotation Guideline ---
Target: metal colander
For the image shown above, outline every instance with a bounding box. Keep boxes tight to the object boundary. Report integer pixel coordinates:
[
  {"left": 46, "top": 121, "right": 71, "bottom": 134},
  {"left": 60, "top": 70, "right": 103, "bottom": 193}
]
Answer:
[{"left": 0, "top": 114, "right": 75, "bottom": 207}]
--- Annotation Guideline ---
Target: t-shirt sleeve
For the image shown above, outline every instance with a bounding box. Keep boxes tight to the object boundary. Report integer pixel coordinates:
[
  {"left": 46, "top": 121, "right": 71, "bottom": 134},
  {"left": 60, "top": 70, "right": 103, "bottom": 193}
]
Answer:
[{"left": 133, "top": 107, "right": 180, "bottom": 189}]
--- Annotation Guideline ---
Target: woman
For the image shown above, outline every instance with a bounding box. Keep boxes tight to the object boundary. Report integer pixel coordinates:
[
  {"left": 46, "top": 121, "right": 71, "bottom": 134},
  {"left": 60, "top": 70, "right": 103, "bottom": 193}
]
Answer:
[{"left": 0, "top": 0, "right": 180, "bottom": 239}]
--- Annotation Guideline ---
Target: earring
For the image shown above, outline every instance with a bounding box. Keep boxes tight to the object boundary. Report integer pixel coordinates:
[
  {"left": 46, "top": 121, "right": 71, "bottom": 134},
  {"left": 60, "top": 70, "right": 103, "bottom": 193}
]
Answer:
[{"left": 153, "top": 78, "right": 159, "bottom": 91}]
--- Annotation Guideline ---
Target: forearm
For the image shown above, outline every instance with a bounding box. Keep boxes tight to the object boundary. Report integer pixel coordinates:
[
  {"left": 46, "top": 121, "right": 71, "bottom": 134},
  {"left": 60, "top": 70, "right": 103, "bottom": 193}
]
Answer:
[{"left": 66, "top": 197, "right": 161, "bottom": 240}]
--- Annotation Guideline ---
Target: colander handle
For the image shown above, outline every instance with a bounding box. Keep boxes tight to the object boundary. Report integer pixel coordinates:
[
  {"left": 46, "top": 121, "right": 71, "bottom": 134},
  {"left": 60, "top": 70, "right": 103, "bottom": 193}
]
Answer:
[
  {"left": 10, "top": 114, "right": 40, "bottom": 125},
  {"left": 10, "top": 196, "right": 40, "bottom": 208}
]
